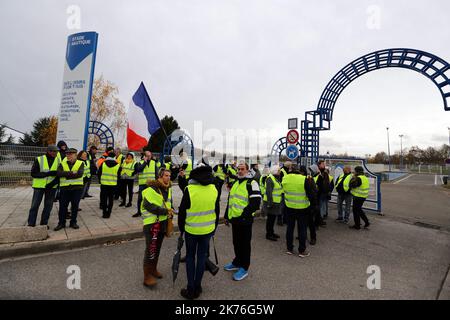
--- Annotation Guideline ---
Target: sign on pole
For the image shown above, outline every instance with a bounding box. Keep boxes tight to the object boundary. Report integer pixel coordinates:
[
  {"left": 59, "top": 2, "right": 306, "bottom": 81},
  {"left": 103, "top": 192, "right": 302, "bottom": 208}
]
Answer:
[
  {"left": 56, "top": 31, "right": 98, "bottom": 151},
  {"left": 286, "top": 145, "right": 299, "bottom": 160},
  {"left": 286, "top": 129, "right": 299, "bottom": 144}
]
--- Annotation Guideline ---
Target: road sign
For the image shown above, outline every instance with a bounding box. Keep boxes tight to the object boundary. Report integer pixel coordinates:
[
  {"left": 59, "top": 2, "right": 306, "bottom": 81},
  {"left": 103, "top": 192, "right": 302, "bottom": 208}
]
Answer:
[
  {"left": 288, "top": 118, "right": 298, "bottom": 129},
  {"left": 286, "top": 145, "right": 299, "bottom": 160},
  {"left": 286, "top": 129, "right": 299, "bottom": 144}
]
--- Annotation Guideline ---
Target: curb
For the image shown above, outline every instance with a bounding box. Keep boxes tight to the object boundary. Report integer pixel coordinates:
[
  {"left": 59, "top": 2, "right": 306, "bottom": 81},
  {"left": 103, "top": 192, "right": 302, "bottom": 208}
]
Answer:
[{"left": 0, "top": 217, "right": 229, "bottom": 261}]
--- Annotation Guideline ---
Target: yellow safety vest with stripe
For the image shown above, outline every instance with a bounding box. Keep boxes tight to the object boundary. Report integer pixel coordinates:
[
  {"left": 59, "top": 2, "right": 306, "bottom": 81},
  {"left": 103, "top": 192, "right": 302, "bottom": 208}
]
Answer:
[
  {"left": 280, "top": 167, "right": 288, "bottom": 177},
  {"left": 83, "top": 160, "right": 91, "bottom": 179},
  {"left": 116, "top": 154, "right": 124, "bottom": 164},
  {"left": 313, "top": 174, "right": 333, "bottom": 183},
  {"left": 282, "top": 173, "right": 310, "bottom": 209},
  {"left": 184, "top": 159, "right": 193, "bottom": 179},
  {"left": 185, "top": 184, "right": 218, "bottom": 235},
  {"left": 59, "top": 159, "right": 84, "bottom": 187},
  {"left": 214, "top": 165, "right": 226, "bottom": 181},
  {"left": 264, "top": 174, "right": 283, "bottom": 204},
  {"left": 138, "top": 160, "right": 157, "bottom": 185},
  {"left": 337, "top": 173, "right": 352, "bottom": 192},
  {"left": 121, "top": 161, "right": 136, "bottom": 178},
  {"left": 32, "top": 155, "right": 60, "bottom": 188},
  {"left": 351, "top": 175, "right": 370, "bottom": 198},
  {"left": 228, "top": 180, "right": 250, "bottom": 219},
  {"left": 141, "top": 186, "right": 172, "bottom": 225},
  {"left": 259, "top": 175, "right": 266, "bottom": 198},
  {"left": 100, "top": 163, "right": 120, "bottom": 186},
  {"left": 164, "top": 162, "right": 171, "bottom": 170},
  {"left": 227, "top": 166, "right": 237, "bottom": 184}
]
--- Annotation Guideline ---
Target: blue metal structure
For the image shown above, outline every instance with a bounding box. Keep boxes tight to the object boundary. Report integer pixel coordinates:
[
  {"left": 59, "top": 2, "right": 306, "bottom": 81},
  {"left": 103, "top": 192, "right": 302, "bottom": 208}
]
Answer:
[
  {"left": 301, "top": 48, "right": 450, "bottom": 162},
  {"left": 270, "top": 136, "right": 301, "bottom": 158},
  {"left": 88, "top": 120, "right": 114, "bottom": 148},
  {"left": 162, "top": 131, "right": 195, "bottom": 165}
]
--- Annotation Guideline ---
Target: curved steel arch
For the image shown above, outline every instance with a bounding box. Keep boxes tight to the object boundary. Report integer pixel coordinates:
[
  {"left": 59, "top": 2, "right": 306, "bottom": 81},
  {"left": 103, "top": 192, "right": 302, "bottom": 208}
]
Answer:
[
  {"left": 88, "top": 120, "right": 114, "bottom": 148},
  {"left": 270, "top": 136, "right": 301, "bottom": 157},
  {"left": 301, "top": 48, "right": 450, "bottom": 161},
  {"left": 162, "top": 130, "right": 194, "bottom": 165}
]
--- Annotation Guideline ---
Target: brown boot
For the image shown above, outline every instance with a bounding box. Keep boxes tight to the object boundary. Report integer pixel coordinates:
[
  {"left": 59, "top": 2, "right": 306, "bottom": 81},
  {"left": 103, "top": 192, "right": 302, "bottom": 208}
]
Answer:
[
  {"left": 143, "top": 263, "right": 157, "bottom": 288},
  {"left": 151, "top": 258, "right": 163, "bottom": 279}
]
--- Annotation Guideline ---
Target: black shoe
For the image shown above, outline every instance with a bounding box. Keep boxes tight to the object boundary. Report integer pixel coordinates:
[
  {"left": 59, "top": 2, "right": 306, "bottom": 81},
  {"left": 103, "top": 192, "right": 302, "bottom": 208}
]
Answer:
[
  {"left": 70, "top": 223, "right": 80, "bottom": 229},
  {"left": 78, "top": 208, "right": 81, "bottom": 212},
  {"left": 180, "top": 256, "right": 186, "bottom": 263},
  {"left": 119, "top": 202, "right": 125, "bottom": 207},
  {"left": 310, "top": 239, "right": 316, "bottom": 245},
  {"left": 180, "top": 288, "right": 196, "bottom": 300},
  {"left": 336, "top": 218, "right": 344, "bottom": 222},
  {"left": 27, "top": 224, "right": 35, "bottom": 227},
  {"left": 132, "top": 212, "right": 141, "bottom": 218},
  {"left": 54, "top": 224, "right": 65, "bottom": 231},
  {"left": 266, "top": 235, "right": 278, "bottom": 241},
  {"left": 194, "top": 286, "right": 203, "bottom": 299},
  {"left": 349, "top": 225, "right": 361, "bottom": 230},
  {"left": 273, "top": 233, "right": 280, "bottom": 239},
  {"left": 125, "top": 203, "right": 132, "bottom": 207},
  {"left": 84, "top": 194, "right": 93, "bottom": 198},
  {"left": 364, "top": 222, "right": 371, "bottom": 229}
]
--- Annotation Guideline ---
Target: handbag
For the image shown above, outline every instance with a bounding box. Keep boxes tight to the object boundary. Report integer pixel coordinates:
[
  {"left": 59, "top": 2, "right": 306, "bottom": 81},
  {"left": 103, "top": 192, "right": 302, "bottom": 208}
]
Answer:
[{"left": 158, "top": 188, "right": 174, "bottom": 237}]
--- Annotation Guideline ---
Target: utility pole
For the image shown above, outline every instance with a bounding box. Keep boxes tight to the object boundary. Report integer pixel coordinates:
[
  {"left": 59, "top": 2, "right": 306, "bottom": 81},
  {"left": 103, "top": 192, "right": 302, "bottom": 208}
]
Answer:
[
  {"left": 386, "top": 127, "right": 391, "bottom": 172},
  {"left": 399, "top": 134, "right": 404, "bottom": 170}
]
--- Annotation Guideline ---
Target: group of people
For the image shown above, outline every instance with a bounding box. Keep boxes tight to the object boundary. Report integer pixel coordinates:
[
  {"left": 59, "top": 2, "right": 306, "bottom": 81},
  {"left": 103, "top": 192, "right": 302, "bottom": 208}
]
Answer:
[{"left": 28, "top": 143, "right": 371, "bottom": 300}]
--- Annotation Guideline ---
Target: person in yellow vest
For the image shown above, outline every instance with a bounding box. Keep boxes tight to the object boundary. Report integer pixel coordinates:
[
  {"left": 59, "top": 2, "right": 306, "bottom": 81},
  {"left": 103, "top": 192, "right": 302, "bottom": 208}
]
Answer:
[
  {"left": 114, "top": 148, "right": 124, "bottom": 200},
  {"left": 78, "top": 150, "right": 91, "bottom": 200},
  {"left": 299, "top": 165, "right": 318, "bottom": 245},
  {"left": 335, "top": 166, "right": 353, "bottom": 223},
  {"left": 224, "top": 161, "right": 261, "bottom": 281},
  {"left": 263, "top": 165, "right": 283, "bottom": 241},
  {"left": 212, "top": 161, "right": 226, "bottom": 199},
  {"left": 225, "top": 161, "right": 238, "bottom": 189},
  {"left": 119, "top": 152, "right": 136, "bottom": 207},
  {"left": 178, "top": 165, "right": 220, "bottom": 299},
  {"left": 54, "top": 148, "right": 84, "bottom": 231},
  {"left": 179, "top": 151, "right": 193, "bottom": 179},
  {"left": 141, "top": 168, "right": 174, "bottom": 288},
  {"left": 134, "top": 150, "right": 160, "bottom": 217},
  {"left": 349, "top": 166, "right": 370, "bottom": 230},
  {"left": 82, "top": 145, "right": 98, "bottom": 199},
  {"left": 259, "top": 167, "right": 269, "bottom": 218},
  {"left": 27, "top": 145, "right": 60, "bottom": 227},
  {"left": 282, "top": 164, "right": 316, "bottom": 257},
  {"left": 97, "top": 151, "right": 122, "bottom": 218}
]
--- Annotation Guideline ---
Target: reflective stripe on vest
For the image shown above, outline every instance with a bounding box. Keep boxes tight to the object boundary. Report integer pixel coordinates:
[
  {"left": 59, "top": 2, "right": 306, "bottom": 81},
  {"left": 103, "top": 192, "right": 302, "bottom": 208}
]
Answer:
[
  {"left": 282, "top": 174, "right": 310, "bottom": 209},
  {"left": 351, "top": 175, "right": 370, "bottom": 198},
  {"left": 83, "top": 160, "right": 91, "bottom": 178},
  {"left": 59, "top": 159, "right": 84, "bottom": 187},
  {"left": 32, "top": 155, "right": 60, "bottom": 188},
  {"left": 263, "top": 174, "right": 283, "bottom": 204},
  {"left": 214, "top": 165, "right": 226, "bottom": 181},
  {"left": 101, "top": 163, "right": 120, "bottom": 185},
  {"left": 259, "top": 175, "right": 266, "bottom": 197},
  {"left": 141, "top": 187, "right": 172, "bottom": 225},
  {"left": 138, "top": 160, "right": 157, "bottom": 185},
  {"left": 228, "top": 180, "right": 249, "bottom": 218},
  {"left": 121, "top": 161, "right": 136, "bottom": 178},
  {"left": 185, "top": 184, "right": 218, "bottom": 235},
  {"left": 337, "top": 174, "right": 352, "bottom": 192}
]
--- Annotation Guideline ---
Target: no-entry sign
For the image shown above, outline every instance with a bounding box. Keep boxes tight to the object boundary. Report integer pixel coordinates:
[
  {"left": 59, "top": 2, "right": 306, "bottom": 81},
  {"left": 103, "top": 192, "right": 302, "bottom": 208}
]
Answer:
[{"left": 286, "top": 129, "right": 299, "bottom": 144}]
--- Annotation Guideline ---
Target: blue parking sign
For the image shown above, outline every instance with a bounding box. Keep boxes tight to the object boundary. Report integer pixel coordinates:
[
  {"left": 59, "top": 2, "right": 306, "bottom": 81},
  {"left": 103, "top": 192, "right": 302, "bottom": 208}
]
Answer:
[{"left": 286, "top": 145, "right": 299, "bottom": 160}]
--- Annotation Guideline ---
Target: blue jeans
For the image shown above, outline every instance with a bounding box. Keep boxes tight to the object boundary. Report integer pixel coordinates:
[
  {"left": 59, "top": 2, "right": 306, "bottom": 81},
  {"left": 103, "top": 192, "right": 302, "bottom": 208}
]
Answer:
[
  {"left": 185, "top": 232, "right": 212, "bottom": 291},
  {"left": 28, "top": 188, "right": 57, "bottom": 226},
  {"left": 319, "top": 194, "right": 329, "bottom": 218},
  {"left": 337, "top": 193, "right": 352, "bottom": 220},
  {"left": 58, "top": 189, "right": 83, "bottom": 226}
]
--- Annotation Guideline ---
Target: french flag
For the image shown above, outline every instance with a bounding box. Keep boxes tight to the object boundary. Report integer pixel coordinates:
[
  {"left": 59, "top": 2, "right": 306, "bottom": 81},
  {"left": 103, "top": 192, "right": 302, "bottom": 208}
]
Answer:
[{"left": 127, "top": 82, "right": 162, "bottom": 151}]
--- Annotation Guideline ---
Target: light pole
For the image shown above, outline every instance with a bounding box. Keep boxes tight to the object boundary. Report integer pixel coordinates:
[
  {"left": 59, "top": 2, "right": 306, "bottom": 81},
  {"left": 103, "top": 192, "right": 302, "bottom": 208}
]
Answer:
[
  {"left": 386, "top": 127, "right": 391, "bottom": 172},
  {"left": 399, "top": 134, "right": 404, "bottom": 170}
]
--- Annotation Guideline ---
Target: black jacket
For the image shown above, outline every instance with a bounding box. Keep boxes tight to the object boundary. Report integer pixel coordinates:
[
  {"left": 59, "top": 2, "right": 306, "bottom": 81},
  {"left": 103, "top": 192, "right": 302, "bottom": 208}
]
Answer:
[
  {"left": 178, "top": 166, "right": 220, "bottom": 233},
  {"left": 224, "top": 173, "right": 262, "bottom": 225}
]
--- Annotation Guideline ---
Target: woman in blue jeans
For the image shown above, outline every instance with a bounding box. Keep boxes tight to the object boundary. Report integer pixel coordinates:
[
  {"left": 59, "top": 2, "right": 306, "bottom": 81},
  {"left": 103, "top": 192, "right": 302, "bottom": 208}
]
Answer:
[{"left": 178, "top": 165, "right": 220, "bottom": 299}]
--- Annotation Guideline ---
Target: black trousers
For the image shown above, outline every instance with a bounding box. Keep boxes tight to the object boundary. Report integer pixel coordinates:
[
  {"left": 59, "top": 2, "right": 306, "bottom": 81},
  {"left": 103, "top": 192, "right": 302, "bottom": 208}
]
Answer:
[
  {"left": 266, "top": 214, "right": 277, "bottom": 236},
  {"left": 231, "top": 223, "right": 252, "bottom": 271},
  {"left": 120, "top": 179, "right": 134, "bottom": 204},
  {"left": 307, "top": 208, "right": 316, "bottom": 241},
  {"left": 353, "top": 196, "right": 369, "bottom": 227},
  {"left": 100, "top": 185, "right": 116, "bottom": 217},
  {"left": 215, "top": 179, "right": 224, "bottom": 200},
  {"left": 285, "top": 207, "right": 308, "bottom": 253},
  {"left": 58, "top": 189, "right": 83, "bottom": 226}
]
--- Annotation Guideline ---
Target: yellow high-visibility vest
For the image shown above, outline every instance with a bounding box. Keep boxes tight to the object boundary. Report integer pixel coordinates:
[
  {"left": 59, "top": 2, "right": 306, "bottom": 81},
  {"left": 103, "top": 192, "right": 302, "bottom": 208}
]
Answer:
[
  {"left": 141, "top": 187, "right": 172, "bottom": 225},
  {"left": 100, "top": 163, "right": 120, "bottom": 186},
  {"left": 263, "top": 174, "right": 283, "bottom": 204},
  {"left": 282, "top": 173, "right": 310, "bottom": 209},
  {"left": 32, "top": 155, "right": 60, "bottom": 188},
  {"left": 351, "top": 175, "right": 370, "bottom": 198},
  {"left": 185, "top": 184, "right": 218, "bottom": 235},
  {"left": 59, "top": 159, "right": 84, "bottom": 187}
]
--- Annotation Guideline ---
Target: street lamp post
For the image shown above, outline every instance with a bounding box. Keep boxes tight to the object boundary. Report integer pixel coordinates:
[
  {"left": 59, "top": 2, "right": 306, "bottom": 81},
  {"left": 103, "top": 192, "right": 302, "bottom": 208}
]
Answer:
[
  {"left": 386, "top": 127, "right": 391, "bottom": 172},
  {"left": 399, "top": 134, "right": 404, "bottom": 170}
]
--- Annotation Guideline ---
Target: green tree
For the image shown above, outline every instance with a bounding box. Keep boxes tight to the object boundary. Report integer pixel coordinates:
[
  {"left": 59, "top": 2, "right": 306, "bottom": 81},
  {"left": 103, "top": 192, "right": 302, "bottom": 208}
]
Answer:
[
  {"left": 19, "top": 116, "right": 58, "bottom": 146},
  {"left": 147, "top": 116, "right": 180, "bottom": 153}
]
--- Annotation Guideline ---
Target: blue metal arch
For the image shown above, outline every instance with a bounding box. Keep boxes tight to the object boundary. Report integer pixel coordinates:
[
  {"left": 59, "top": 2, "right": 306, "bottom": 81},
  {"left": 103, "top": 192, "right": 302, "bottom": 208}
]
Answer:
[
  {"left": 88, "top": 120, "right": 114, "bottom": 148},
  {"left": 162, "top": 131, "right": 194, "bottom": 165},
  {"left": 270, "top": 136, "right": 301, "bottom": 157},
  {"left": 301, "top": 48, "right": 450, "bottom": 161}
]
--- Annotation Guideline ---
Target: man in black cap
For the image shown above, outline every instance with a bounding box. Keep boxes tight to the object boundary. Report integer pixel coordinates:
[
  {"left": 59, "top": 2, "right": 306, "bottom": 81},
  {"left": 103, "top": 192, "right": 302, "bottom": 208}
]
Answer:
[
  {"left": 83, "top": 145, "right": 98, "bottom": 198},
  {"left": 349, "top": 166, "right": 371, "bottom": 230},
  {"left": 27, "top": 145, "right": 60, "bottom": 227},
  {"left": 54, "top": 148, "right": 84, "bottom": 231}
]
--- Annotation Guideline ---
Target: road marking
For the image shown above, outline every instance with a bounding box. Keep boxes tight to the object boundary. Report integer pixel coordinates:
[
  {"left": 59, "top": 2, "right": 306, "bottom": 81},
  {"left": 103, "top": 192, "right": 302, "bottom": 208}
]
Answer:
[{"left": 393, "top": 174, "right": 414, "bottom": 184}]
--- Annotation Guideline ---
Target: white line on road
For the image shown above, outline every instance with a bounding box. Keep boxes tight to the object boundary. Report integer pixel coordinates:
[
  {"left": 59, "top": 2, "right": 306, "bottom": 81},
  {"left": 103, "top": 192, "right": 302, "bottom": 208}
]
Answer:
[{"left": 393, "top": 174, "right": 415, "bottom": 184}]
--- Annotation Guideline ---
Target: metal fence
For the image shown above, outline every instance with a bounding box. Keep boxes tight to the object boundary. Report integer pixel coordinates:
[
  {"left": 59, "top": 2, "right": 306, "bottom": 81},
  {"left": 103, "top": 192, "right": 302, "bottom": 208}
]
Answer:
[{"left": 366, "top": 163, "right": 449, "bottom": 175}]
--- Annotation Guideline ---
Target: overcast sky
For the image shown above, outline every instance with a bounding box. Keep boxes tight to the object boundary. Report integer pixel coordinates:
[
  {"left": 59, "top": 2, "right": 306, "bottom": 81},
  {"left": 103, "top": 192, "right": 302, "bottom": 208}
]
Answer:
[{"left": 0, "top": 0, "right": 449, "bottom": 157}]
